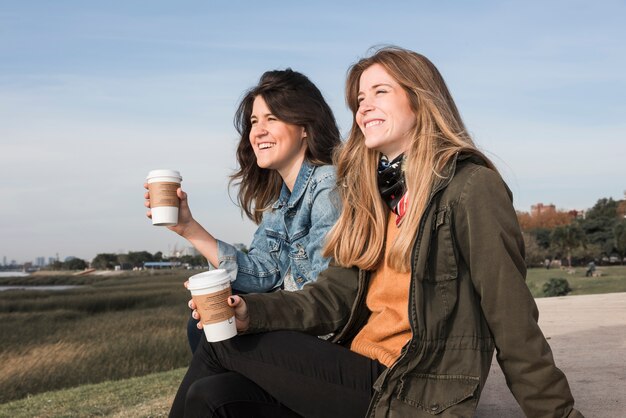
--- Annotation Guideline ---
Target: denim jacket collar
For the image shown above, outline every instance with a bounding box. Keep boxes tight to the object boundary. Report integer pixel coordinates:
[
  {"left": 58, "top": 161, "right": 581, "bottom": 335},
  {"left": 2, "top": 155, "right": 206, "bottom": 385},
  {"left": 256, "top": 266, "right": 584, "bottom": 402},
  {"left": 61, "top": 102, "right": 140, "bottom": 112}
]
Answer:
[{"left": 272, "top": 160, "right": 315, "bottom": 210}]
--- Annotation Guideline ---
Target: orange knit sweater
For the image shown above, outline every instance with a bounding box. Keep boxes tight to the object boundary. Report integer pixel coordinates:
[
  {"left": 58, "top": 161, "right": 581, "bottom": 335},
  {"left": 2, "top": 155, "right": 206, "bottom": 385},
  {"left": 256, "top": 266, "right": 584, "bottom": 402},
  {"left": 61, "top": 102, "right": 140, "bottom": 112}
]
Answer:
[{"left": 350, "top": 214, "right": 412, "bottom": 367}]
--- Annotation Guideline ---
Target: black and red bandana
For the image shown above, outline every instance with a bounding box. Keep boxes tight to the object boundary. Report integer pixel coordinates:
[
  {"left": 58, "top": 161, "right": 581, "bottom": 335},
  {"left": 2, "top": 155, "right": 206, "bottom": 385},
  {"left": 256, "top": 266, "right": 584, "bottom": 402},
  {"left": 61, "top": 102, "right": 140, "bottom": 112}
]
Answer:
[{"left": 377, "top": 154, "right": 408, "bottom": 225}]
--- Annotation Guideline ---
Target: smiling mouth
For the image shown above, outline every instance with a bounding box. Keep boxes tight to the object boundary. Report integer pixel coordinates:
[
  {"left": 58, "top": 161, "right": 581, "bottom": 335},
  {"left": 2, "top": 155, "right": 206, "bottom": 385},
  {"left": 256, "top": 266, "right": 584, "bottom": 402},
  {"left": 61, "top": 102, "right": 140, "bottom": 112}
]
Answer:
[
  {"left": 365, "top": 120, "right": 384, "bottom": 128},
  {"left": 258, "top": 143, "right": 275, "bottom": 150}
]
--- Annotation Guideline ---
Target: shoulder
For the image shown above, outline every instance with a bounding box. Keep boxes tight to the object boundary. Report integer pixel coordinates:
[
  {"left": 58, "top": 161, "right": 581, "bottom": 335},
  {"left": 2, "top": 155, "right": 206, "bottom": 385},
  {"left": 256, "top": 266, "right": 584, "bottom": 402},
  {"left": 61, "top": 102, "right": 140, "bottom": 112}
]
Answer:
[
  {"left": 309, "top": 164, "right": 337, "bottom": 188},
  {"left": 438, "top": 162, "right": 513, "bottom": 215}
]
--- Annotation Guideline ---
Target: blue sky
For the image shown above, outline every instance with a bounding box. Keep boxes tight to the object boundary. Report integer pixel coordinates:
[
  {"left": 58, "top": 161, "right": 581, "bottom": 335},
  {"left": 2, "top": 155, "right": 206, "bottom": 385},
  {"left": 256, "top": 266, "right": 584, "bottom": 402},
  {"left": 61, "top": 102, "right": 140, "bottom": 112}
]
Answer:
[{"left": 1, "top": 1, "right": 625, "bottom": 263}]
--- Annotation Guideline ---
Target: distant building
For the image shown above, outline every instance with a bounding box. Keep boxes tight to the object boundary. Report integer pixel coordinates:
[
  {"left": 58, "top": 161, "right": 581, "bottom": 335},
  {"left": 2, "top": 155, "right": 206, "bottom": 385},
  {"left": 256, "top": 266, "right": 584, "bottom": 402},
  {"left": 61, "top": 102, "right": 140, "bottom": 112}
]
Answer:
[
  {"left": 35, "top": 257, "right": 46, "bottom": 267},
  {"left": 531, "top": 203, "right": 556, "bottom": 217},
  {"left": 143, "top": 261, "right": 182, "bottom": 269}
]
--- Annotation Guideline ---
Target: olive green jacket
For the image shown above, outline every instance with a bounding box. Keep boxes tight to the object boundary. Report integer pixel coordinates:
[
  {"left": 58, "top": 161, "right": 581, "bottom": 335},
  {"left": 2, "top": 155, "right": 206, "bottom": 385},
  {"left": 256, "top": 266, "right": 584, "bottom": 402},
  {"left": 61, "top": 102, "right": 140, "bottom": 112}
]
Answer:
[{"left": 244, "top": 154, "right": 584, "bottom": 418}]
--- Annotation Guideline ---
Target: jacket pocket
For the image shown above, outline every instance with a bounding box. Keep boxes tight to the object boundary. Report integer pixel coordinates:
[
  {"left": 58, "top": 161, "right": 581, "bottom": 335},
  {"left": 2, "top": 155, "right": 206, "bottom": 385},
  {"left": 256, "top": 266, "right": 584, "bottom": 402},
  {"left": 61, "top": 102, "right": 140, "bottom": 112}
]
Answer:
[
  {"left": 429, "top": 207, "right": 458, "bottom": 282},
  {"left": 264, "top": 229, "right": 283, "bottom": 256},
  {"left": 397, "top": 373, "right": 479, "bottom": 415}
]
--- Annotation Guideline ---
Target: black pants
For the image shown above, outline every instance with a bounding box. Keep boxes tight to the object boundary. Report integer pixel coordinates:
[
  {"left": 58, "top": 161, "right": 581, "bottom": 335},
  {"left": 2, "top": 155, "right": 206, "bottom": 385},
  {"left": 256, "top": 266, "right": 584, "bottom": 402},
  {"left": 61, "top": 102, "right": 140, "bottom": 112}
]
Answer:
[
  {"left": 187, "top": 316, "right": 202, "bottom": 353},
  {"left": 169, "top": 331, "right": 385, "bottom": 418}
]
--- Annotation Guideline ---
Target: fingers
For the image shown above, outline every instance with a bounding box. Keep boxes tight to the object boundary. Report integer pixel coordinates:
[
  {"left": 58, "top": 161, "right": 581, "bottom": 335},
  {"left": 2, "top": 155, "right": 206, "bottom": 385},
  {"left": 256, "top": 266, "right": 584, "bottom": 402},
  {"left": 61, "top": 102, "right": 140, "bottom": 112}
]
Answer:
[
  {"left": 227, "top": 295, "right": 237, "bottom": 307},
  {"left": 177, "top": 187, "right": 187, "bottom": 200},
  {"left": 188, "top": 298, "right": 202, "bottom": 328},
  {"left": 183, "top": 280, "right": 189, "bottom": 289},
  {"left": 144, "top": 185, "right": 151, "bottom": 216}
]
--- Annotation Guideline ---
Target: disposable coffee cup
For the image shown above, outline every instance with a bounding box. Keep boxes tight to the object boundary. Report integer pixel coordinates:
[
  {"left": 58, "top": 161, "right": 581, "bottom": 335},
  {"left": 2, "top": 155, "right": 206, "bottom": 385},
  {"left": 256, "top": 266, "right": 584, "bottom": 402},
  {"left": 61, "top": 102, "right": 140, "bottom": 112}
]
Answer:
[
  {"left": 146, "top": 169, "right": 182, "bottom": 226},
  {"left": 187, "top": 269, "right": 237, "bottom": 342}
]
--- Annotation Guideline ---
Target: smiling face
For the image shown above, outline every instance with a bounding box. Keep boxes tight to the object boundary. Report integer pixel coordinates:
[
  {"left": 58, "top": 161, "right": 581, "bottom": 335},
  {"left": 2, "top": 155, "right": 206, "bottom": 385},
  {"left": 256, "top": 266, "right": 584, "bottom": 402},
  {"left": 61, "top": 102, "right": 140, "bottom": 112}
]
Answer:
[
  {"left": 356, "top": 63, "right": 416, "bottom": 159},
  {"left": 249, "top": 95, "right": 307, "bottom": 186}
]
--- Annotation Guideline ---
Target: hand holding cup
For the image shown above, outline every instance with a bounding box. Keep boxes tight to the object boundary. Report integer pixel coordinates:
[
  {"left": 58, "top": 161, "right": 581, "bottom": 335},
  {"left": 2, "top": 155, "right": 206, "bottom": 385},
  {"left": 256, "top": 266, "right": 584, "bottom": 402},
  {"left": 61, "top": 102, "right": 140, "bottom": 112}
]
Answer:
[
  {"left": 145, "top": 169, "right": 182, "bottom": 227},
  {"left": 189, "top": 294, "right": 249, "bottom": 333}
]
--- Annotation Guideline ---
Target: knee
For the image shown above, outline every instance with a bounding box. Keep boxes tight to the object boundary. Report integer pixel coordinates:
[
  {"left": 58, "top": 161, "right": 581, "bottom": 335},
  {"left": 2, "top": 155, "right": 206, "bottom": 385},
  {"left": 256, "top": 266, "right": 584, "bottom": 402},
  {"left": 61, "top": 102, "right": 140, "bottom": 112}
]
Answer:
[
  {"left": 186, "top": 379, "right": 211, "bottom": 412},
  {"left": 185, "top": 377, "right": 232, "bottom": 417}
]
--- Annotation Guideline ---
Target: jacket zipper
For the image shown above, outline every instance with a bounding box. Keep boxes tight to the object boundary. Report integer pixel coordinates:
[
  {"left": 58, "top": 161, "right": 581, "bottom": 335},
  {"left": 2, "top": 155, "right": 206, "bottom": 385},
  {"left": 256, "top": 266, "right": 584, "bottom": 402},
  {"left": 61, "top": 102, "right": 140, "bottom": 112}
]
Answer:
[{"left": 367, "top": 154, "right": 460, "bottom": 416}]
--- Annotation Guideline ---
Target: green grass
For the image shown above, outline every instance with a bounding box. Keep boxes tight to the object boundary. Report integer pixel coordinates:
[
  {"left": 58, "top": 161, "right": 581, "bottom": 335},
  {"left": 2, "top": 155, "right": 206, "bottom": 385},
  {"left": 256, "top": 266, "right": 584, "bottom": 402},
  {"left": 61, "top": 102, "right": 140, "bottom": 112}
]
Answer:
[
  {"left": 0, "top": 368, "right": 185, "bottom": 418},
  {"left": 525, "top": 264, "right": 626, "bottom": 297}
]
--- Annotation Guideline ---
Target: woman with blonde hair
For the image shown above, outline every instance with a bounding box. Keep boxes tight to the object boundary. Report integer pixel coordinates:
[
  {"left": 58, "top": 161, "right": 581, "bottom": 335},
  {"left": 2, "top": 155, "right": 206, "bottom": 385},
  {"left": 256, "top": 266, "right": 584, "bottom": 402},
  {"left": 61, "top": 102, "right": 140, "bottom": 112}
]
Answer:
[{"left": 170, "top": 47, "right": 584, "bottom": 418}]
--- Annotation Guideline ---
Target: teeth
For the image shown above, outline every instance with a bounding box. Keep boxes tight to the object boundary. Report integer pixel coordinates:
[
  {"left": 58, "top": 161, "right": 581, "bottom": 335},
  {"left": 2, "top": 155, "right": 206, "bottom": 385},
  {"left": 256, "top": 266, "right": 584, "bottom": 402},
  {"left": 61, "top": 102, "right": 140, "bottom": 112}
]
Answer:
[
  {"left": 365, "top": 120, "right": 383, "bottom": 128},
  {"left": 259, "top": 143, "right": 275, "bottom": 149}
]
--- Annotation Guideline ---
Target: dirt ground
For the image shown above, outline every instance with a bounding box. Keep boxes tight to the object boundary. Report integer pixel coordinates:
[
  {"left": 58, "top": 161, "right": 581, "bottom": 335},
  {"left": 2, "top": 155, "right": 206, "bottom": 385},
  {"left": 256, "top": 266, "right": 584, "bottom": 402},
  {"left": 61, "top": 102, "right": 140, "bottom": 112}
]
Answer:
[{"left": 475, "top": 292, "right": 626, "bottom": 417}]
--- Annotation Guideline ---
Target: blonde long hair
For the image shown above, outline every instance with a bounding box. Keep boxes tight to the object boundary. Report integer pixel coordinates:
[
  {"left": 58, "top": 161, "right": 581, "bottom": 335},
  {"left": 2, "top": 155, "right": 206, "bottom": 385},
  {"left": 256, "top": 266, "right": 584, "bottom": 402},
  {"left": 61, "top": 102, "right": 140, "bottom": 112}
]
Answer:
[{"left": 324, "top": 46, "right": 495, "bottom": 272}]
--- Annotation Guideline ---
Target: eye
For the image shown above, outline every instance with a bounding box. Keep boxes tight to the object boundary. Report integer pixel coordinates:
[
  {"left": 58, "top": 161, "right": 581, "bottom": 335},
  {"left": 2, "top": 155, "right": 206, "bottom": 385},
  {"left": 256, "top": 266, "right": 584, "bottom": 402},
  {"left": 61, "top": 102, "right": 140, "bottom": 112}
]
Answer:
[
  {"left": 267, "top": 115, "right": 277, "bottom": 122},
  {"left": 375, "top": 89, "right": 388, "bottom": 95},
  {"left": 357, "top": 96, "right": 364, "bottom": 104},
  {"left": 250, "top": 119, "right": 257, "bottom": 125}
]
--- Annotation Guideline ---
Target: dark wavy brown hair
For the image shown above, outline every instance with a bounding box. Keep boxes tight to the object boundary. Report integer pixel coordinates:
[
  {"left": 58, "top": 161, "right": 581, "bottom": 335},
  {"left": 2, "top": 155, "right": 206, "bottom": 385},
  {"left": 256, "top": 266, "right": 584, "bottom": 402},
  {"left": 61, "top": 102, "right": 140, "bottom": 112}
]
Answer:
[{"left": 230, "top": 69, "right": 341, "bottom": 224}]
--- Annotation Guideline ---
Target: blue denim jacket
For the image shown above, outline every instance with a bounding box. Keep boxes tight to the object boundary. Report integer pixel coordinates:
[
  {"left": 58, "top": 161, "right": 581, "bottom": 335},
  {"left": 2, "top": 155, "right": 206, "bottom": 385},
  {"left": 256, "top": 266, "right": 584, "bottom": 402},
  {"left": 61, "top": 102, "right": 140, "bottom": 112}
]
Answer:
[{"left": 216, "top": 160, "right": 340, "bottom": 293}]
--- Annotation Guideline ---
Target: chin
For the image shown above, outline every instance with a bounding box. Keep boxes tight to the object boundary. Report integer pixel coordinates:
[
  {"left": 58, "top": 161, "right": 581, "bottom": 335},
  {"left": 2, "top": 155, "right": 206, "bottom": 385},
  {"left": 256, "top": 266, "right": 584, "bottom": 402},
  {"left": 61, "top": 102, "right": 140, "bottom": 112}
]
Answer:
[{"left": 255, "top": 161, "right": 272, "bottom": 169}]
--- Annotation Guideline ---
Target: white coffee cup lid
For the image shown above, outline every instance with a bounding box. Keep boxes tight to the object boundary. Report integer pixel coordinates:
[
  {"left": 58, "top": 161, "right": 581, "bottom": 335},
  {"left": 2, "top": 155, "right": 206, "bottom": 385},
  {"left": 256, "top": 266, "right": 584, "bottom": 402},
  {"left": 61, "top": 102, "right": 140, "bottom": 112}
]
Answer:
[
  {"left": 187, "top": 269, "right": 231, "bottom": 290},
  {"left": 146, "top": 169, "right": 182, "bottom": 182}
]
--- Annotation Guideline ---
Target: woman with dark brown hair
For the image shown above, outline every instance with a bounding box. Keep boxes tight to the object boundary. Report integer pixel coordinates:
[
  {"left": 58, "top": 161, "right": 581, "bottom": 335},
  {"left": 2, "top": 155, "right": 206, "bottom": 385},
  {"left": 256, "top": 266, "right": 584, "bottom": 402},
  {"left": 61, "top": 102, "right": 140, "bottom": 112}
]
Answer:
[{"left": 145, "top": 69, "right": 342, "bottom": 351}]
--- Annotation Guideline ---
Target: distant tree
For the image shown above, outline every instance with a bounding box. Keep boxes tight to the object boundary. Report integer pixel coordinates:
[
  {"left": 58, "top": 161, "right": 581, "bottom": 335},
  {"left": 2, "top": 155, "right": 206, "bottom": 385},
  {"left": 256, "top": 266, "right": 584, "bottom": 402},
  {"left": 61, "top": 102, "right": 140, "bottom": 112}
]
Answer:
[
  {"left": 48, "top": 260, "right": 63, "bottom": 271},
  {"left": 65, "top": 258, "right": 88, "bottom": 270},
  {"left": 586, "top": 197, "right": 618, "bottom": 219},
  {"left": 153, "top": 251, "right": 164, "bottom": 261},
  {"left": 522, "top": 232, "right": 547, "bottom": 267},
  {"left": 126, "top": 251, "right": 154, "bottom": 268},
  {"left": 179, "top": 255, "right": 208, "bottom": 267},
  {"left": 571, "top": 243, "right": 602, "bottom": 265},
  {"left": 614, "top": 220, "right": 626, "bottom": 264},
  {"left": 551, "top": 224, "right": 586, "bottom": 267},
  {"left": 580, "top": 198, "right": 619, "bottom": 256},
  {"left": 517, "top": 209, "right": 573, "bottom": 231},
  {"left": 91, "top": 253, "right": 118, "bottom": 270},
  {"left": 529, "top": 228, "right": 552, "bottom": 250},
  {"left": 617, "top": 200, "right": 626, "bottom": 219}
]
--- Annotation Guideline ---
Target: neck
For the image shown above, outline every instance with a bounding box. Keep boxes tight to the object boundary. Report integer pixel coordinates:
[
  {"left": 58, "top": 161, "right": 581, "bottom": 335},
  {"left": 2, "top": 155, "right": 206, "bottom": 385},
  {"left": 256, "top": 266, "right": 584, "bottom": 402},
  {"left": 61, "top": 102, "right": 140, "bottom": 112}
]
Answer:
[{"left": 279, "top": 155, "right": 306, "bottom": 192}]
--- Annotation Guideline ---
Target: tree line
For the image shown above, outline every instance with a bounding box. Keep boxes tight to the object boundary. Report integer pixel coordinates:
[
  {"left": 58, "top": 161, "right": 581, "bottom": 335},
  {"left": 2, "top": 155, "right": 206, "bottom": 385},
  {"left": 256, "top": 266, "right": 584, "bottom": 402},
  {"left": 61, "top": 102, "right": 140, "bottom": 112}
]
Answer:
[
  {"left": 46, "top": 251, "right": 211, "bottom": 271},
  {"left": 519, "top": 197, "right": 626, "bottom": 267},
  {"left": 45, "top": 196, "right": 626, "bottom": 272}
]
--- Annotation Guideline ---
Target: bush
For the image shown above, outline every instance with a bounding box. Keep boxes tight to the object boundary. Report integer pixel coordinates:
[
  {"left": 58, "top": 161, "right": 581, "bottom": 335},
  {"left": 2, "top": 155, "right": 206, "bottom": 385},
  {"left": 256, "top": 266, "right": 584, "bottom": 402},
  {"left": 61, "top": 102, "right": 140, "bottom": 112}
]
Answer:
[{"left": 542, "top": 278, "right": 572, "bottom": 297}]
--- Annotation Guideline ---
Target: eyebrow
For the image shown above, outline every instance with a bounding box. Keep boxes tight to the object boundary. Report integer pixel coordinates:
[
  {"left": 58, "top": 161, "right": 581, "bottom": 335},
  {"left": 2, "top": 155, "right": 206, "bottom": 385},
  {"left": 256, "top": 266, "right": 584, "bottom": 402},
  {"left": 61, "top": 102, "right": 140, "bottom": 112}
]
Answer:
[
  {"left": 357, "top": 83, "right": 394, "bottom": 96},
  {"left": 250, "top": 112, "right": 274, "bottom": 119}
]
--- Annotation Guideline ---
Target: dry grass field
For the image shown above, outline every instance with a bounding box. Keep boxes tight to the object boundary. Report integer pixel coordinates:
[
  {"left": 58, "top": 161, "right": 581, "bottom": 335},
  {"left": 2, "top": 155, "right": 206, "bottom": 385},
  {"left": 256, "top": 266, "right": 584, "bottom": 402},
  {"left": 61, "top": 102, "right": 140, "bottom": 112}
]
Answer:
[
  {"left": 0, "top": 270, "right": 194, "bottom": 404},
  {"left": 0, "top": 266, "right": 624, "bottom": 417}
]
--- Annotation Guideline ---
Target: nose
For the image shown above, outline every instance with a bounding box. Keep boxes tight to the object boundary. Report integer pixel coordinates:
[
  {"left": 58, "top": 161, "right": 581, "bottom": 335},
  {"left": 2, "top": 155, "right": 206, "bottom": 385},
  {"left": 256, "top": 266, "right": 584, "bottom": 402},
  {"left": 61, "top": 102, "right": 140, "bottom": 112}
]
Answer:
[
  {"left": 251, "top": 122, "right": 268, "bottom": 138},
  {"left": 358, "top": 98, "right": 374, "bottom": 115}
]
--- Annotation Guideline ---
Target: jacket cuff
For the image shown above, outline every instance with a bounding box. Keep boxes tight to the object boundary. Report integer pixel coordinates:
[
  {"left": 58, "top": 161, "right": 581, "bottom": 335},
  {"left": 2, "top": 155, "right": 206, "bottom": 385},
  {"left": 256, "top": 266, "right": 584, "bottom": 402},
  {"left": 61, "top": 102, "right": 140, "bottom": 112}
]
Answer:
[{"left": 239, "top": 293, "right": 271, "bottom": 333}]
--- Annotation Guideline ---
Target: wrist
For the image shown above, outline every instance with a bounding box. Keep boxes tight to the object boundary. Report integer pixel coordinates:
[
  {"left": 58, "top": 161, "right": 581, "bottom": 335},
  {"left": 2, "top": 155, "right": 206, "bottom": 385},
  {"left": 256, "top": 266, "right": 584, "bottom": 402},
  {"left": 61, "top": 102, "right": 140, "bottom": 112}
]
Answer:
[{"left": 179, "top": 219, "right": 203, "bottom": 240}]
